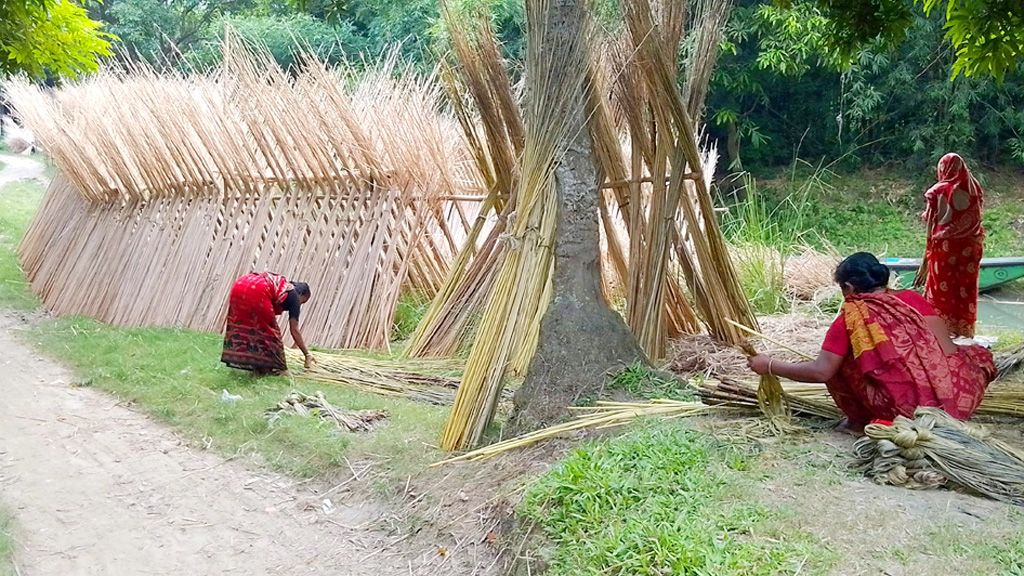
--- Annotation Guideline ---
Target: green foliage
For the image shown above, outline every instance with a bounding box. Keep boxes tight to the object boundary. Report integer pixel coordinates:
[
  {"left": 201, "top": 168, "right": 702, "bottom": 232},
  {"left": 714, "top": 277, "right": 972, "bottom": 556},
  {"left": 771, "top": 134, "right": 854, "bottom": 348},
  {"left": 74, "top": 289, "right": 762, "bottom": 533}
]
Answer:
[
  {"left": 0, "top": 178, "right": 46, "bottom": 311},
  {"left": 520, "top": 423, "right": 835, "bottom": 576},
  {"left": 0, "top": 0, "right": 114, "bottom": 79},
  {"left": 0, "top": 505, "right": 12, "bottom": 576},
  {"left": 185, "top": 13, "right": 363, "bottom": 70},
  {"left": 710, "top": 0, "right": 842, "bottom": 168},
  {"left": 607, "top": 361, "right": 694, "bottom": 401},
  {"left": 837, "top": 15, "right": 1024, "bottom": 169},
  {"left": 93, "top": 0, "right": 255, "bottom": 65},
  {"left": 816, "top": 0, "right": 1024, "bottom": 81},
  {"left": 391, "top": 292, "right": 430, "bottom": 342},
  {"left": 710, "top": 5, "right": 1024, "bottom": 170}
]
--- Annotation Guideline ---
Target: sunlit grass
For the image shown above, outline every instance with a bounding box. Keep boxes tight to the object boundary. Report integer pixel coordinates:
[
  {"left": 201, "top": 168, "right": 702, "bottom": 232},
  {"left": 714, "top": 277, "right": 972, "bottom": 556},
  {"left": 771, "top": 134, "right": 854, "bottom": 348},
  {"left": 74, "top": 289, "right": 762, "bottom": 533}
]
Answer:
[{"left": 520, "top": 422, "right": 837, "bottom": 576}]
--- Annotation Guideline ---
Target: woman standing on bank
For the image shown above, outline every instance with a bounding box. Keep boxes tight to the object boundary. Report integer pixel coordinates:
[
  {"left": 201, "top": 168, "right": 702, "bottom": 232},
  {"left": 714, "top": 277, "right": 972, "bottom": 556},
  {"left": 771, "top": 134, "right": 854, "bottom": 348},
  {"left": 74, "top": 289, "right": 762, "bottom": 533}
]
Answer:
[{"left": 919, "top": 153, "right": 985, "bottom": 338}]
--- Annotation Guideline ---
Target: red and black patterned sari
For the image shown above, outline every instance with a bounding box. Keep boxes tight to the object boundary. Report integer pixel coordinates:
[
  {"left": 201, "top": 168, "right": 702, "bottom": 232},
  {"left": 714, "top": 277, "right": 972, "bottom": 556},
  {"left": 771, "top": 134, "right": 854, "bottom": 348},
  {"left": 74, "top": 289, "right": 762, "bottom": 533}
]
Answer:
[{"left": 221, "top": 272, "right": 294, "bottom": 372}]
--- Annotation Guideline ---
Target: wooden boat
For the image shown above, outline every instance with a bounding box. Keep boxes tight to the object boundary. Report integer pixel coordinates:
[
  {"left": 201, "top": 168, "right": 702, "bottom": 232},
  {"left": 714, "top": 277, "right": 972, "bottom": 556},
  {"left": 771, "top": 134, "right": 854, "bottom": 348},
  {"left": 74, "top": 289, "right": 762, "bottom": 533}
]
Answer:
[{"left": 885, "top": 257, "right": 1024, "bottom": 293}]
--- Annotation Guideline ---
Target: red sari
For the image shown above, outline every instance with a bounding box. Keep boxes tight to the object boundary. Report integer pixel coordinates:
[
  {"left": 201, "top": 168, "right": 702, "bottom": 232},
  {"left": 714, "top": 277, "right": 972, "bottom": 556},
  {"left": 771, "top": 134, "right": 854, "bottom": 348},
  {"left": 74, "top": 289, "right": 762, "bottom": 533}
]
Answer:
[
  {"left": 221, "top": 272, "right": 294, "bottom": 372},
  {"left": 923, "top": 153, "right": 984, "bottom": 338},
  {"left": 825, "top": 291, "right": 995, "bottom": 431}
]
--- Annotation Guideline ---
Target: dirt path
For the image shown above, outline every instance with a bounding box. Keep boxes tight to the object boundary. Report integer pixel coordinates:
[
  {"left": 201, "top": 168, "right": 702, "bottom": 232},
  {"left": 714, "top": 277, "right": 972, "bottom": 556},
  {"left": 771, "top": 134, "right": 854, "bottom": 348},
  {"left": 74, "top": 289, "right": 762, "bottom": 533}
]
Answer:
[
  {"left": 0, "top": 154, "right": 45, "bottom": 188},
  {"left": 0, "top": 314, "right": 411, "bottom": 575}
]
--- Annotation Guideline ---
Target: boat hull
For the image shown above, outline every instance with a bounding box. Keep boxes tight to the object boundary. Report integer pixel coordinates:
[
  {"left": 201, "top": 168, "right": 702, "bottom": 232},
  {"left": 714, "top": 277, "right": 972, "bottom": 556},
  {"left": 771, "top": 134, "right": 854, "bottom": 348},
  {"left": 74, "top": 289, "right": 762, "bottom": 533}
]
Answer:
[{"left": 884, "top": 257, "right": 1024, "bottom": 293}]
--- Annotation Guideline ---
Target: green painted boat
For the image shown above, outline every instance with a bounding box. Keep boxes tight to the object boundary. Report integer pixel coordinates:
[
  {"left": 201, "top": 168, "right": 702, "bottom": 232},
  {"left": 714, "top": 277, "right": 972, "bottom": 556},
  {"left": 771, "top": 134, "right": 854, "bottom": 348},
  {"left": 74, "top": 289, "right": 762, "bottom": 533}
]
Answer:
[{"left": 885, "top": 257, "right": 1024, "bottom": 293}]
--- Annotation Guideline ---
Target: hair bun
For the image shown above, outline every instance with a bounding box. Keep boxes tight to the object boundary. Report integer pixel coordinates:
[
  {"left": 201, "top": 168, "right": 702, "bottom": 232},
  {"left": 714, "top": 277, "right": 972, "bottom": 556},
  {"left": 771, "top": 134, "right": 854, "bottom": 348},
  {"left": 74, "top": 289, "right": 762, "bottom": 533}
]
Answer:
[{"left": 870, "top": 262, "right": 892, "bottom": 286}]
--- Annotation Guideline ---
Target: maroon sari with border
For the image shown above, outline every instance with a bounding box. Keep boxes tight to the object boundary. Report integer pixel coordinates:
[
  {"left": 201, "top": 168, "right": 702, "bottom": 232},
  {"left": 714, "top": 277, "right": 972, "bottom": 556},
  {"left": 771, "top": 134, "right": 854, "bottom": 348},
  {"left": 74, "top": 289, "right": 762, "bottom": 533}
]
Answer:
[
  {"left": 825, "top": 291, "right": 995, "bottom": 431},
  {"left": 221, "top": 272, "right": 294, "bottom": 372}
]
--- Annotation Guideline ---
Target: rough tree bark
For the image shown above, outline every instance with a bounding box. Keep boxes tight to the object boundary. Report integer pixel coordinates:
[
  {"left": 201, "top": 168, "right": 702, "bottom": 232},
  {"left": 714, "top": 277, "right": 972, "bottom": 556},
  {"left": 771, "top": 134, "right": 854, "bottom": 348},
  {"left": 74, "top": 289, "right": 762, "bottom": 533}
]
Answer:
[{"left": 510, "top": 0, "right": 648, "bottom": 433}]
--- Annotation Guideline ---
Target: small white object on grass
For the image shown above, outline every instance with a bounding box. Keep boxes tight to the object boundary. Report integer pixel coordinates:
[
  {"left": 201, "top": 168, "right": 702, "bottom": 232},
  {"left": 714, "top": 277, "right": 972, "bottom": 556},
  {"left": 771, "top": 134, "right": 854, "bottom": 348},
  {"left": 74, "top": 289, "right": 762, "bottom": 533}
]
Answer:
[
  {"left": 955, "top": 335, "right": 998, "bottom": 349},
  {"left": 220, "top": 389, "right": 243, "bottom": 403}
]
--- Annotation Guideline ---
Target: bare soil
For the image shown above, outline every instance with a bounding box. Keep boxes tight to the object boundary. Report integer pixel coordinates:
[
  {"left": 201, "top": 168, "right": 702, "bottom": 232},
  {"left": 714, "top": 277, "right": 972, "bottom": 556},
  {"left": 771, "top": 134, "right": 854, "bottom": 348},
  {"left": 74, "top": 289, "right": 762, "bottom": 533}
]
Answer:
[
  {"left": 0, "top": 313, "right": 506, "bottom": 576},
  {"left": 0, "top": 154, "right": 45, "bottom": 188},
  {"left": 755, "top": 427, "right": 1024, "bottom": 576}
]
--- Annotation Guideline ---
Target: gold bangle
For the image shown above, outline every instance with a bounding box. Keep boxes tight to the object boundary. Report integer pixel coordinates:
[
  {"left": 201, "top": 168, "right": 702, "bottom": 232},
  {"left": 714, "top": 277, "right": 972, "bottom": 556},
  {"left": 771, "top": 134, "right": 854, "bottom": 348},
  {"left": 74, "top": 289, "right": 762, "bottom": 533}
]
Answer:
[{"left": 767, "top": 358, "right": 775, "bottom": 376}]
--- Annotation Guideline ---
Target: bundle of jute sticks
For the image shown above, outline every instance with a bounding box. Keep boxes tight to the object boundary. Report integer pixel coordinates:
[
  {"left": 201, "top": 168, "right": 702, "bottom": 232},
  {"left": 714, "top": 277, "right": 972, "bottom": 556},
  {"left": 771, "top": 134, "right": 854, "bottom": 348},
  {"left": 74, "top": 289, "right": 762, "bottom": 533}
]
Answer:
[{"left": 852, "top": 407, "right": 1024, "bottom": 505}]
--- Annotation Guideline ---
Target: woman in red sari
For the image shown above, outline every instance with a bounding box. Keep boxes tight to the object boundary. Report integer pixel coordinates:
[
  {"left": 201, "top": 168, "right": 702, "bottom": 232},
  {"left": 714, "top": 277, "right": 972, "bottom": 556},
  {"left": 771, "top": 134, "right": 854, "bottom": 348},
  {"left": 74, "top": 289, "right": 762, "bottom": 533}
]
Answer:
[
  {"left": 221, "top": 272, "right": 314, "bottom": 375},
  {"left": 920, "top": 153, "right": 985, "bottom": 338},
  {"left": 748, "top": 253, "right": 996, "bottom": 432}
]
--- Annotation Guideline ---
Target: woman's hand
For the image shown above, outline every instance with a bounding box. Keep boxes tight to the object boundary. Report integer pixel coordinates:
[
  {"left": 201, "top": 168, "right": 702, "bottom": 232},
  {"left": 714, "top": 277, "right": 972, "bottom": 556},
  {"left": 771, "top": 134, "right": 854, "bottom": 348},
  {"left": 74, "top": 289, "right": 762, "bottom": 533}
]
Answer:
[
  {"left": 747, "top": 354, "right": 773, "bottom": 376},
  {"left": 304, "top": 354, "right": 316, "bottom": 369}
]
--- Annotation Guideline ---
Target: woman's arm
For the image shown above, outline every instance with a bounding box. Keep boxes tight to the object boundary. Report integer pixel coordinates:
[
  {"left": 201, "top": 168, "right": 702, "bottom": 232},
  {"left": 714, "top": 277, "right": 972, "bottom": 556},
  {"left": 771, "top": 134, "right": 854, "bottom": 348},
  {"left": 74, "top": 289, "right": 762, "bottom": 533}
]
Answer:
[
  {"left": 289, "top": 318, "right": 315, "bottom": 368},
  {"left": 924, "top": 314, "right": 959, "bottom": 355},
  {"left": 747, "top": 350, "right": 844, "bottom": 383}
]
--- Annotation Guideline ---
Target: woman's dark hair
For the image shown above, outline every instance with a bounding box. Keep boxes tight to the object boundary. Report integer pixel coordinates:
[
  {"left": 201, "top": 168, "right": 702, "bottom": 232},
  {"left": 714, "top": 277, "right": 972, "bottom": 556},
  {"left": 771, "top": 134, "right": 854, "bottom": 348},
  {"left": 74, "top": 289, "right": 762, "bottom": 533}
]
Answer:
[
  {"left": 292, "top": 282, "right": 311, "bottom": 299},
  {"left": 834, "top": 252, "right": 891, "bottom": 293}
]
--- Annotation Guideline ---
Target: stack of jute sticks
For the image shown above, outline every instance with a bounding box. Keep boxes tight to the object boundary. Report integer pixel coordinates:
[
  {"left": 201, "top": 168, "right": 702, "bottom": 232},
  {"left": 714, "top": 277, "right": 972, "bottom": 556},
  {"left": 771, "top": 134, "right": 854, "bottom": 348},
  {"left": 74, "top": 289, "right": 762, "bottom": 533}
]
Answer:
[{"left": 11, "top": 33, "right": 487, "bottom": 350}]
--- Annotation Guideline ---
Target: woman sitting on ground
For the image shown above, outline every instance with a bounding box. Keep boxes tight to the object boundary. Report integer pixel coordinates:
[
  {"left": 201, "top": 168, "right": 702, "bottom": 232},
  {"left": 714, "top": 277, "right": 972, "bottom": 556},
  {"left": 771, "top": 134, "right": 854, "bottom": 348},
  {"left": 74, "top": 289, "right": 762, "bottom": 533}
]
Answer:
[
  {"left": 747, "top": 252, "right": 996, "bottom": 432},
  {"left": 221, "top": 272, "right": 315, "bottom": 375}
]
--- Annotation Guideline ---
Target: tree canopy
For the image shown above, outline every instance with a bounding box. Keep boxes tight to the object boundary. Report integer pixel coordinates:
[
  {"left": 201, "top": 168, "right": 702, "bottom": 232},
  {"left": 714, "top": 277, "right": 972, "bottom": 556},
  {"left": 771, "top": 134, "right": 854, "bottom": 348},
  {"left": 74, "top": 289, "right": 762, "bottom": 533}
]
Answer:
[
  {"left": 1, "top": 0, "right": 114, "bottom": 79},
  {"left": 817, "top": 0, "right": 1024, "bottom": 81}
]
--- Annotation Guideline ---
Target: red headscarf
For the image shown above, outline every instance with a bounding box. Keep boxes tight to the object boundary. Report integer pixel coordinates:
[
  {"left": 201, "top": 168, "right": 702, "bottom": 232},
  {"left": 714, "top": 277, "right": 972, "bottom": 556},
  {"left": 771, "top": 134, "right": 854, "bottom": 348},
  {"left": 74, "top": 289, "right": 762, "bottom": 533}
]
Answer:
[{"left": 923, "top": 153, "right": 983, "bottom": 239}]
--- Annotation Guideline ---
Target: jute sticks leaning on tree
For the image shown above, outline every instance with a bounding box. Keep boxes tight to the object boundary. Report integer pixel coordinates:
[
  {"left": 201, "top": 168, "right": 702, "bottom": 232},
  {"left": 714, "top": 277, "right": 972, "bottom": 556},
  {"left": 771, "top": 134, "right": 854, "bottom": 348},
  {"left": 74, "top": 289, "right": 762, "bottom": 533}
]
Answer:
[
  {"left": 435, "top": 0, "right": 787, "bottom": 450},
  {"left": 10, "top": 36, "right": 486, "bottom": 350},
  {"left": 402, "top": 10, "right": 527, "bottom": 361}
]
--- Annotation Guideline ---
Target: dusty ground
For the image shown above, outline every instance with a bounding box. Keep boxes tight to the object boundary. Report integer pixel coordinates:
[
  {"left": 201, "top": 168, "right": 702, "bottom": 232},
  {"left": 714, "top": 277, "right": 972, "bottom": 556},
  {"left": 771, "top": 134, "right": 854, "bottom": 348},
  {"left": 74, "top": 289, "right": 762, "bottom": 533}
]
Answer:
[
  {"left": 0, "top": 154, "right": 45, "bottom": 188},
  {"left": 0, "top": 312, "right": 384, "bottom": 575},
  {"left": 755, "top": 428, "right": 1024, "bottom": 576},
  {"left": 0, "top": 312, "right": 506, "bottom": 576}
]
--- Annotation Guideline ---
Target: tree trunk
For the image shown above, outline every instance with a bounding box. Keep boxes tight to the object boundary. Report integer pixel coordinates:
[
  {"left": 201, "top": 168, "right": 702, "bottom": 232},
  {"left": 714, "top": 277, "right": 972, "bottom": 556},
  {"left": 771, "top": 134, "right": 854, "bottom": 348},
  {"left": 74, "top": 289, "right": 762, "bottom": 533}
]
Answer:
[{"left": 510, "top": 0, "right": 647, "bottom": 432}]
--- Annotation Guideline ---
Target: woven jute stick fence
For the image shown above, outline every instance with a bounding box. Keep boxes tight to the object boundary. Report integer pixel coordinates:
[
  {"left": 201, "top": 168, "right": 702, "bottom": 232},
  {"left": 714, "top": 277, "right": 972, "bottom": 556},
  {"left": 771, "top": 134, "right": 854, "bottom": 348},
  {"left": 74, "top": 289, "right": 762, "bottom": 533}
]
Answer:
[{"left": 11, "top": 33, "right": 488, "bottom": 350}]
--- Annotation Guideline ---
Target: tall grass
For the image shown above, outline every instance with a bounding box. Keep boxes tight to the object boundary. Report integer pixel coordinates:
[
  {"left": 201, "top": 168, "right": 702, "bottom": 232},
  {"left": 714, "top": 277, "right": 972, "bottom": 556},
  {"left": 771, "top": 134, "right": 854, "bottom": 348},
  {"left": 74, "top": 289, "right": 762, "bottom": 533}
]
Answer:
[
  {"left": 391, "top": 292, "right": 431, "bottom": 342},
  {"left": 721, "top": 163, "right": 830, "bottom": 316}
]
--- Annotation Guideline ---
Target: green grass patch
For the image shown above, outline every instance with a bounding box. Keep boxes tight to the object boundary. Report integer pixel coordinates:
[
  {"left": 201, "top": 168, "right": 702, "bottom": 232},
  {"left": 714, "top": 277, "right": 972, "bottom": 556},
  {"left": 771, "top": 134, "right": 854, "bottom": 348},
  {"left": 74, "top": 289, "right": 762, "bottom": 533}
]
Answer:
[
  {"left": 879, "top": 518, "right": 1024, "bottom": 575},
  {"left": 27, "top": 317, "right": 450, "bottom": 481},
  {"left": 606, "top": 361, "right": 695, "bottom": 401},
  {"left": 0, "top": 506, "right": 13, "bottom": 576},
  {"left": 0, "top": 180, "right": 45, "bottom": 311},
  {"left": 520, "top": 423, "right": 836, "bottom": 576},
  {"left": 758, "top": 165, "right": 1024, "bottom": 259},
  {"left": 392, "top": 292, "right": 430, "bottom": 342}
]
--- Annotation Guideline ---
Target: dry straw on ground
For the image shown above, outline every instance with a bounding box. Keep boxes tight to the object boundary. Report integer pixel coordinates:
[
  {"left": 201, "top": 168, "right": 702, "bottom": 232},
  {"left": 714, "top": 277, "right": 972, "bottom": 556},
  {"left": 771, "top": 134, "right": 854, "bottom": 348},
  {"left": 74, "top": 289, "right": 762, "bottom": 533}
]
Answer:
[
  {"left": 267, "top": 391, "right": 389, "bottom": 432},
  {"left": 854, "top": 407, "right": 1024, "bottom": 505},
  {"left": 783, "top": 246, "right": 842, "bottom": 301},
  {"left": 285, "top": 349, "right": 463, "bottom": 405},
  {"left": 11, "top": 35, "right": 486, "bottom": 350}
]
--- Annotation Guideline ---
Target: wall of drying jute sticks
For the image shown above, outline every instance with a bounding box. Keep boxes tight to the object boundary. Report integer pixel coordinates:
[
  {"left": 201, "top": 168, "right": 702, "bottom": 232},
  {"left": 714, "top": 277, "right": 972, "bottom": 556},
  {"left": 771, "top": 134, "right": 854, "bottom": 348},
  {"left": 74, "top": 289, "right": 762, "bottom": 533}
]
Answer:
[{"left": 10, "top": 36, "right": 487, "bottom": 350}]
